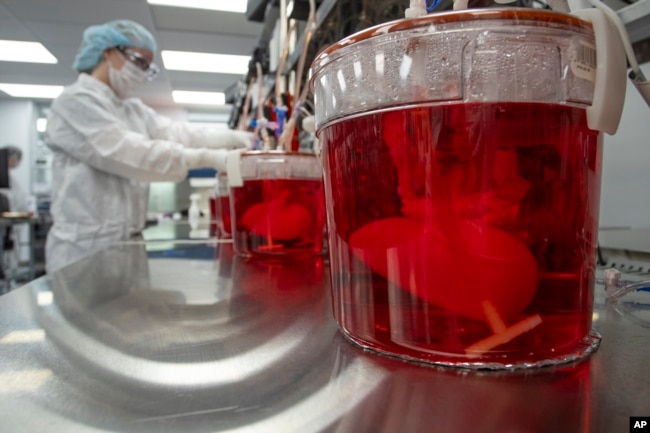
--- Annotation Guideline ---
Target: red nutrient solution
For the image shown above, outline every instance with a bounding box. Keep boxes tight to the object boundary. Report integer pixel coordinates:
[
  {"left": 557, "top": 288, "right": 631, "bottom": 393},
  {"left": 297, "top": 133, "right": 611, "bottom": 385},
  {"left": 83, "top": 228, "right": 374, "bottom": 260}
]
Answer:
[
  {"left": 319, "top": 102, "right": 601, "bottom": 366},
  {"left": 231, "top": 178, "right": 325, "bottom": 259},
  {"left": 209, "top": 195, "right": 218, "bottom": 237}
]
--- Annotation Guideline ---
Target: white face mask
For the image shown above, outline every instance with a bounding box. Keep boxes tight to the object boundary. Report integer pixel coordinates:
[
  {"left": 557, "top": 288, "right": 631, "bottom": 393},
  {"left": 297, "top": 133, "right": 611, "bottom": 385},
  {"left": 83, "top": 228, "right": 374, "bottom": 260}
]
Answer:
[{"left": 108, "top": 60, "right": 148, "bottom": 99}]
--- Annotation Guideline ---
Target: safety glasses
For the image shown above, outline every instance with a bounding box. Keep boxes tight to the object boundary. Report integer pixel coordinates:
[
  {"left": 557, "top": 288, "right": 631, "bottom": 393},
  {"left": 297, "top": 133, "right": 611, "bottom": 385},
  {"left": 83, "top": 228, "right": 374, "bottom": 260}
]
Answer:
[{"left": 115, "top": 46, "right": 159, "bottom": 80}]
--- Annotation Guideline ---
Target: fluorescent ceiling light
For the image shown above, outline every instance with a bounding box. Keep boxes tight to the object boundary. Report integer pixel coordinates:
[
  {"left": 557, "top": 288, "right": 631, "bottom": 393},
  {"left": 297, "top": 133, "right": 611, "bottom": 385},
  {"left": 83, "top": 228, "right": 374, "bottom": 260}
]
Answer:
[
  {"left": 0, "top": 83, "right": 63, "bottom": 99},
  {"left": 147, "top": 0, "right": 246, "bottom": 13},
  {"left": 172, "top": 90, "right": 226, "bottom": 106},
  {"left": 162, "top": 50, "right": 249, "bottom": 74},
  {"left": 0, "top": 40, "right": 57, "bottom": 64}
]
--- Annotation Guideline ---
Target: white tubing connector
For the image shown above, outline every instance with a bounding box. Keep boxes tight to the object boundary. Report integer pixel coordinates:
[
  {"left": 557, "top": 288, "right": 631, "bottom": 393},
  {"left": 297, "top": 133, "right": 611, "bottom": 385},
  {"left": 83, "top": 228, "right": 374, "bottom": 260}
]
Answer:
[
  {"left": 630, "top": 70, "right": 650, "bottom": 108},
  {"left": 405, "top": 0, "right": 427, "bottom": 18},
  {"left": 453, "top": 0, "right": 469, "bottom": 10}
]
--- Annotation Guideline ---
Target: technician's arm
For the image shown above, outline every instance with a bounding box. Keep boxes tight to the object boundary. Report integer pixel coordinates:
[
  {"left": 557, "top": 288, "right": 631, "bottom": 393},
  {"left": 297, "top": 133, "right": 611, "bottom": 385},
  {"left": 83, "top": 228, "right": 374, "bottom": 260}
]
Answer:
[
  {"left": 46, "top": 92, "right": 225, "bottom": 182},
  {"left": 141, "top": 103, "right": 253, "bottom": 150}
]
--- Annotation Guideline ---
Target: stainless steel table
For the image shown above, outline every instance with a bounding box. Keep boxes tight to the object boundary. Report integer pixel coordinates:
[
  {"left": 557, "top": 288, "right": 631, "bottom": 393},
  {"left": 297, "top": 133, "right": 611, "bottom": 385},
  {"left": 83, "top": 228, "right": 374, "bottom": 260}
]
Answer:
[{"left": 0, "top": 238, "right": 649, "bottom": 433}]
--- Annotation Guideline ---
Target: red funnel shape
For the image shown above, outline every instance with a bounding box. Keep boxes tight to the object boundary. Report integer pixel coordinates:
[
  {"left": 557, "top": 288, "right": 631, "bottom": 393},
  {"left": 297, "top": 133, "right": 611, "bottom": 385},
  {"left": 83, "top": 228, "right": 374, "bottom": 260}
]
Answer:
[
  {"left": 241, "top": 191, "right": 313, "bottom": 241},
  {"left": 349, "top": 217, "right": 538, "bottom": 322}
]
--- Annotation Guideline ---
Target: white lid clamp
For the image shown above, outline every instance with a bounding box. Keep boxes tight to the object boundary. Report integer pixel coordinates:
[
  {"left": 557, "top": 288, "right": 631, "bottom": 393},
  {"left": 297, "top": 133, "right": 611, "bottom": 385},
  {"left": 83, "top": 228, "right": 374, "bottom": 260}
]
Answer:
[
  {"left": 571, "top": 8, "right": 627, "bottom": 135},
  {"left": 226, "top": 148, "right": 246, "bottom": 188}
]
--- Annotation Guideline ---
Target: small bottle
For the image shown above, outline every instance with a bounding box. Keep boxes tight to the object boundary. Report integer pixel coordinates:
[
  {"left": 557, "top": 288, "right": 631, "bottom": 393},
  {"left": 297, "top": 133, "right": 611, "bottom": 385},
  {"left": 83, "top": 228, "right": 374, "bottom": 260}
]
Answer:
[
  {"left": 188, "top": 193, "right": 201, "bottom": 229},
  {"left": 26, "top": 195, "right": 38, "bottom": 217}
]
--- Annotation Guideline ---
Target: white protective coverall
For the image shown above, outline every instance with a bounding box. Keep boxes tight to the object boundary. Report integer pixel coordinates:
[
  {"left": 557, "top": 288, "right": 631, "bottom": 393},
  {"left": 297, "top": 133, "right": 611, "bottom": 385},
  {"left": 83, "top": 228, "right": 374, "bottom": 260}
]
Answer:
[{"left": 45, "top": 73, "right": 241, "bottom": 273}]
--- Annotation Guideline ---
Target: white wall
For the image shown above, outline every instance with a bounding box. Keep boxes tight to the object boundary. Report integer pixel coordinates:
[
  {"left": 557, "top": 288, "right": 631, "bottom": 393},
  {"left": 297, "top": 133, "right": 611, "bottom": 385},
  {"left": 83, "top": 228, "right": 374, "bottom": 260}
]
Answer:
[
  {"left": 600, "top": 62, "right": 650, "bottom": 229},
  {"left": 0, "top": 100, "right": 36, "bottom": 196}
]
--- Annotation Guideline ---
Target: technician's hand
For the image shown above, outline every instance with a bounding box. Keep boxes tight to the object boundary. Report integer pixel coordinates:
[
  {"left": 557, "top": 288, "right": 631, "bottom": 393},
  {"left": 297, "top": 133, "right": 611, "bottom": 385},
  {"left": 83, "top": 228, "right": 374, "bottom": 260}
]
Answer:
[
  {"left": 183, "top": 148, "right": 229, "bottom": 172},
  {"left": 192, "top": 129, "right": 254, "bottom": 150}
]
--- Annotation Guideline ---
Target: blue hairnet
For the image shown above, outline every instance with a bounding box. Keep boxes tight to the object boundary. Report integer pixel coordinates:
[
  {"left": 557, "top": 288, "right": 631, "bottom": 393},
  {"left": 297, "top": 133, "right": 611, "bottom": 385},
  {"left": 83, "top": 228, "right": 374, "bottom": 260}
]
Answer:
[{"left": 72, "top": 19, "right": 157, "bottom": 72}]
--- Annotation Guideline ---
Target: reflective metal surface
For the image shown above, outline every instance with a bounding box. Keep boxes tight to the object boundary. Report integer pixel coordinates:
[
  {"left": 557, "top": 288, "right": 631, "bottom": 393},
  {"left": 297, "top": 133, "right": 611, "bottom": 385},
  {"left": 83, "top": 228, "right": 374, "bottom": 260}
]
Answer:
[{"left": 0, "top": 237, "right": 649, "bottom": 432}]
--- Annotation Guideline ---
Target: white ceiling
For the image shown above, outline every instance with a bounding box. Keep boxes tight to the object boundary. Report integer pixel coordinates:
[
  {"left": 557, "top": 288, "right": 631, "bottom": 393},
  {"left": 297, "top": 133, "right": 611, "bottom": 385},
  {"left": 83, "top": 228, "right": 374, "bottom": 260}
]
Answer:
[
  {"left": 0, "top": 0, "right": 264, "bottom": 116},
  {"left": 3, "top": 0, "right": 648, "bottom": 118}
]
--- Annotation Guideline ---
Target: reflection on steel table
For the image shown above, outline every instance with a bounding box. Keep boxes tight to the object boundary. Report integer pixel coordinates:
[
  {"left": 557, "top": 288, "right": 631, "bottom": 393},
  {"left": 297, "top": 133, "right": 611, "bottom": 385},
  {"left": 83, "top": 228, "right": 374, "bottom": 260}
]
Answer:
[{"left": 0, "top": 241, "right": 649, "bottom": 432}]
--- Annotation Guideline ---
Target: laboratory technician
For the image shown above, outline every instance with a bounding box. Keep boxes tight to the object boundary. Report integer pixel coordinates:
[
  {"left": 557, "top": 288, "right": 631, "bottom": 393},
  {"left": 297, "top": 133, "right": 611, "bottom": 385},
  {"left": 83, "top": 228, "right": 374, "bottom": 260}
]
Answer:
[
  {"left": 0, "top": 145, "right": 28, "bottom": 213},
  {"left": 45, "top": 20, "right": 251, "bottom": 273},
  {"left": 0, "top": 145, "right": 28, "bottom": 277}
]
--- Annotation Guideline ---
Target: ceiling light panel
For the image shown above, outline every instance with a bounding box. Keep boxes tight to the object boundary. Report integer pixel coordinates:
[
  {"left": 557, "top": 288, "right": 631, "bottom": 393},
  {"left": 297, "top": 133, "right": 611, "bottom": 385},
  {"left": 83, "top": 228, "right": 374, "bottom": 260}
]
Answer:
[
  {"left": 0, "top": 40, "right": 57, "bottom": 64},
  {"left": 162, "top": 51, "right": 250, "bottom": 74},
  {"left": 0, "top": 83, "right": 64, "bottom": 99},
  {"left": 172, "top": 91, "right": 226, "bottom": 105},
  {"left": 147, "top": 0, "right": 247, "bottom": 13}
]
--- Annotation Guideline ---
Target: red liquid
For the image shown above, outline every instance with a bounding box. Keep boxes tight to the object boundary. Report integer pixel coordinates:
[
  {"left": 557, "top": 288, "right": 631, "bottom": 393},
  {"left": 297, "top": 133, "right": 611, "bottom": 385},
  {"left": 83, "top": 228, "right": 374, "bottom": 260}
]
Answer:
[
  {"left": 319, "top": 102, "right": 601, "bottom": 366},
  {"left": 231, "top": 178, "right": 325, "bottom": 259},
  {"left": 215, "top": 195, "right": 232, "bottom": 238},
  {"left": 209, "top": 196, "right": 218, "bottom": 237}
]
